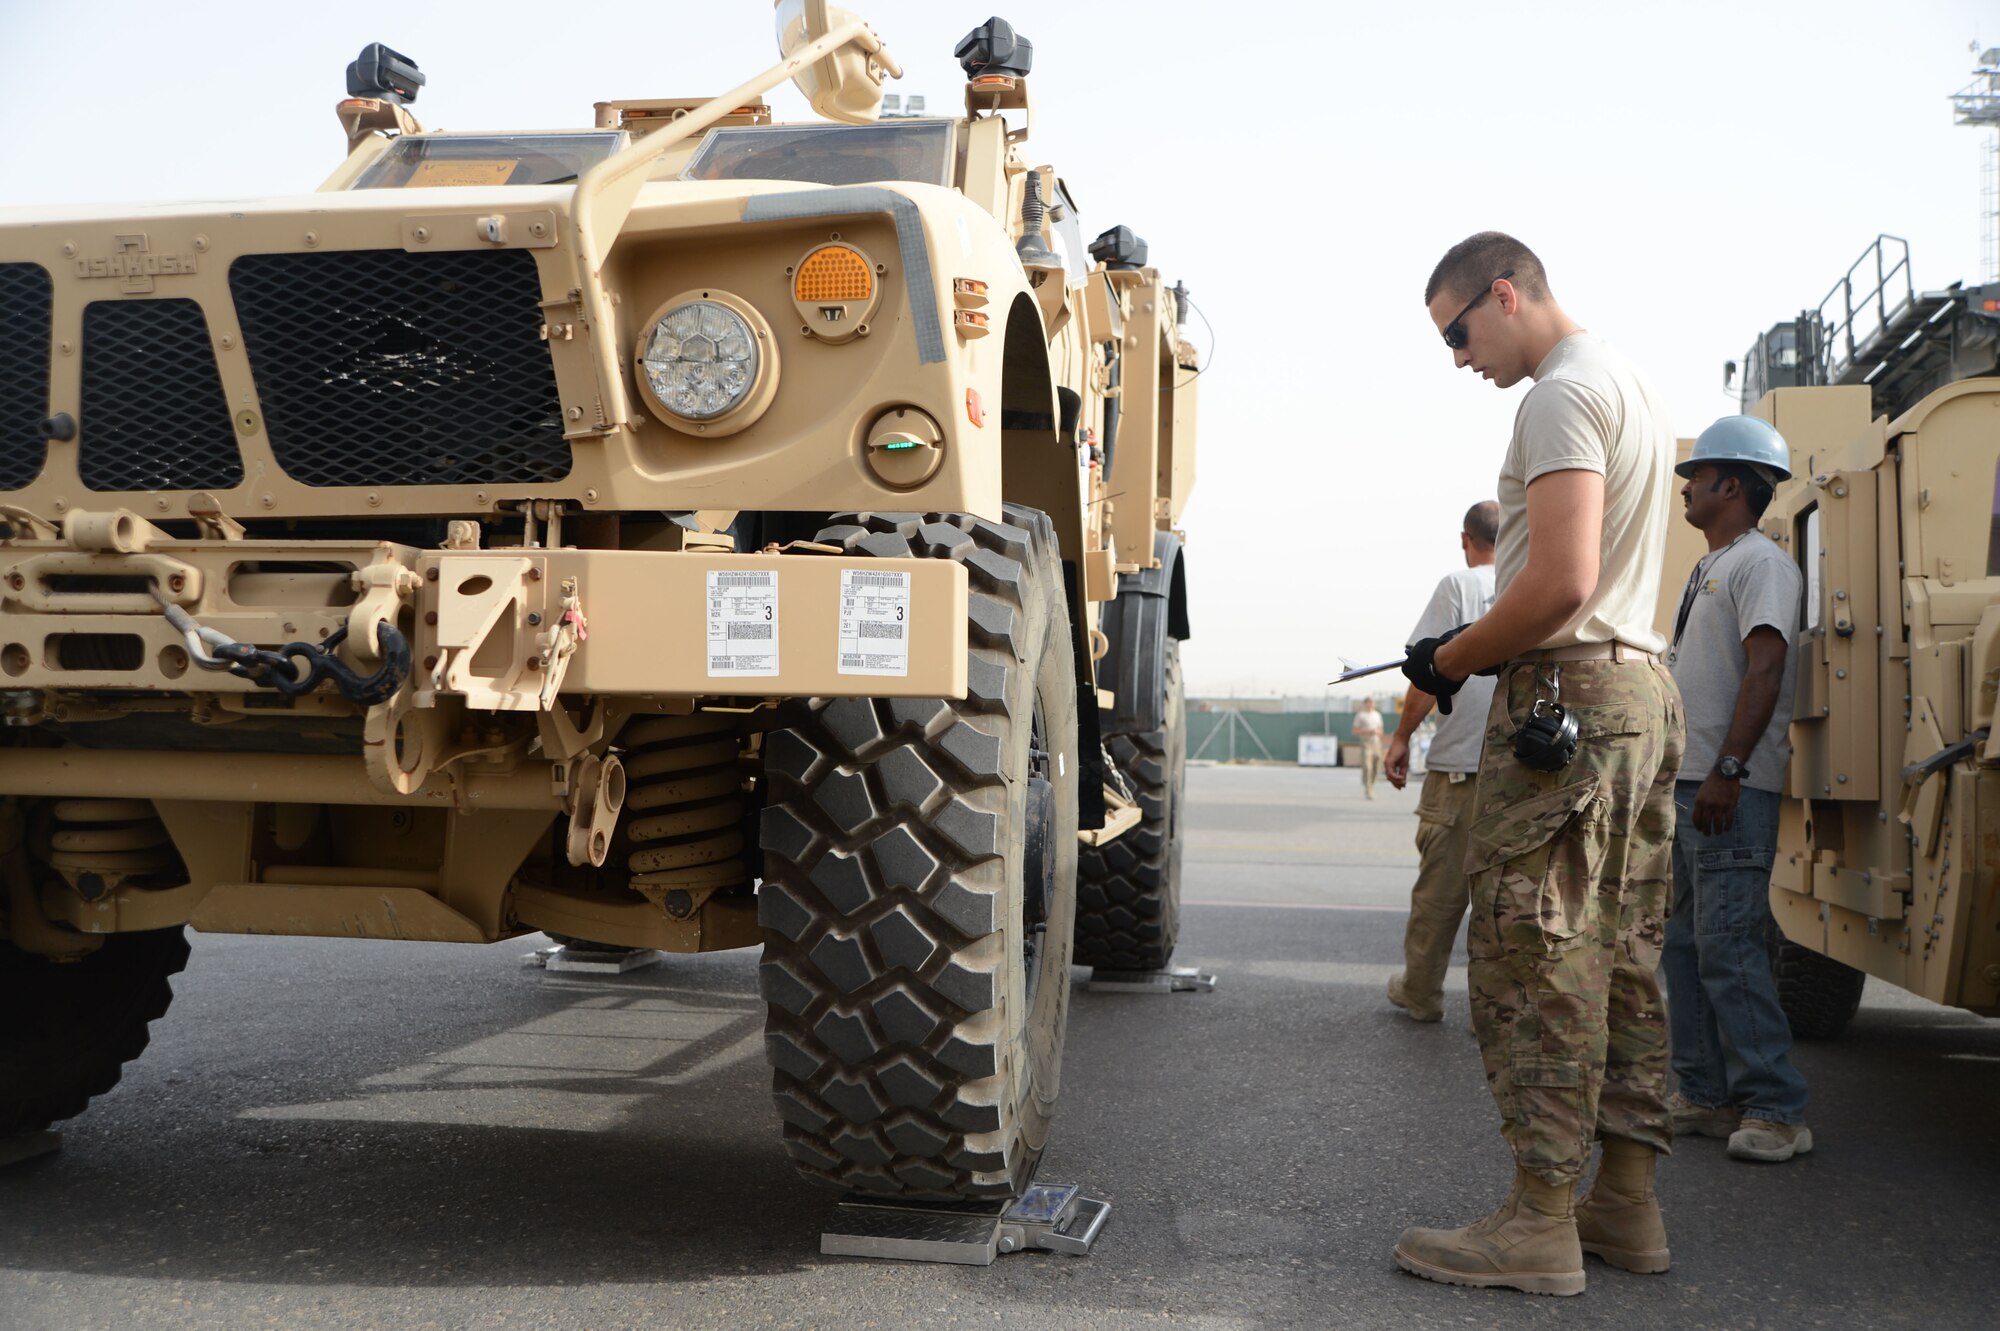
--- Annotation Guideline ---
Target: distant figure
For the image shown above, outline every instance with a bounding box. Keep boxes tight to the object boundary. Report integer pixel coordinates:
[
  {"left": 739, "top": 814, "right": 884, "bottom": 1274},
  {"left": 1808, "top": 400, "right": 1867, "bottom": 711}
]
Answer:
[
  {"left": 1662, "top": 416, "right": 1812, "bottom": 1164},
  {"left": 1351, "top": 698, "right": 1385, "bottom": 799},
  {"left": 1383, "top": 500, "right": 1500, "bottom": 1023}
]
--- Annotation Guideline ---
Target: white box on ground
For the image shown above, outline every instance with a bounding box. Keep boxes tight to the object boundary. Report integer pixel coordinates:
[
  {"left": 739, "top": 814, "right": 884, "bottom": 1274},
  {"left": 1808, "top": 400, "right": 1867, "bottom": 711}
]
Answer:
[{"left": 1298, "top": 734, "right": 1339, "bottom": 767}]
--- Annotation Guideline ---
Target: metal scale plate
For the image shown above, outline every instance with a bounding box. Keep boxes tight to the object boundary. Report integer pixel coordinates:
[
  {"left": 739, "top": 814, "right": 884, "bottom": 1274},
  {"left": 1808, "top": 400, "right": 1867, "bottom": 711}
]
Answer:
[
  {"left": 0, "top": 1131, "right": 61, "bottom": 1169},
  {"left": 524, "top": 944, "right": 664, "bottom": 974},
  {"left": 822, "top": 1183, "right": 1111, "bottom": 1266},
  {"left": 1087, "top": 965, "right": 1217, "bottom": 994}
]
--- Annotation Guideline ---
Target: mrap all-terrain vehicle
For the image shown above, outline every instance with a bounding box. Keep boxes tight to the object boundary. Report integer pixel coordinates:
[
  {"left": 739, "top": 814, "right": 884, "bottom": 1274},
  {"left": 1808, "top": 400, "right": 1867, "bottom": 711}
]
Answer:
[
  {"left": 0, "top": 1, "right": 1199, "bottom": 1200},
  {"left": 1712, "top": 233, "right": 2000, "bottom": 1038}
]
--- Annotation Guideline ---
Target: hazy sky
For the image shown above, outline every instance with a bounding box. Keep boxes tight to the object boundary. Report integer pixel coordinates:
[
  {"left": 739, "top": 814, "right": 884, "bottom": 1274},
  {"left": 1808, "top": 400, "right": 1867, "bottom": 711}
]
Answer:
[{"left": 4, "top": 0, "right": 1994, "bottom": 700}]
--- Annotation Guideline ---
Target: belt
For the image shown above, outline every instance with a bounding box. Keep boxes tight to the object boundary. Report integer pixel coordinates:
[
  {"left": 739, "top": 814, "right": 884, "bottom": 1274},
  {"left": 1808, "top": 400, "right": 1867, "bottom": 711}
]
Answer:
[{"left": 1512, "top": 640, "right": 1659, "bottom": 665}]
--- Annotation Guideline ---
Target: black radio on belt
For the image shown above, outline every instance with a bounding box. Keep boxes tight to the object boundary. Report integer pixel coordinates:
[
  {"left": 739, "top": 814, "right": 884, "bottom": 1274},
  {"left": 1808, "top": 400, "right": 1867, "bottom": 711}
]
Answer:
[
  {"left": 1512, "top": 660, "right": 1580, "bottom": 772},
  {"left": 1513, "top": 699, "right": 1579, "bottom": 772}
]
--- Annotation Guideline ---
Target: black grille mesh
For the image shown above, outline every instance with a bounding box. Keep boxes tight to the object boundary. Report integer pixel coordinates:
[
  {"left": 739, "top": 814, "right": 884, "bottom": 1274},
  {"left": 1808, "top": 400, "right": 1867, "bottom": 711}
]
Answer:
[
  {"left": 230, "top": 249, "right": 570, "bottom": 488},
  {"left": 80, "top": 298, "right": 243, "bottom": 492},
  {"left": 0, "top": 263, "right": 52, "bottom": 490}
]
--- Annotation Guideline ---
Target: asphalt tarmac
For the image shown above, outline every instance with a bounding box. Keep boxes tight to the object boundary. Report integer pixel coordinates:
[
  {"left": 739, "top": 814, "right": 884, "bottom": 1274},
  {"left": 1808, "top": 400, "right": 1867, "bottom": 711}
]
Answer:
[{"left": 2, "top": 765, "right": 1996, "bottom": 1330}]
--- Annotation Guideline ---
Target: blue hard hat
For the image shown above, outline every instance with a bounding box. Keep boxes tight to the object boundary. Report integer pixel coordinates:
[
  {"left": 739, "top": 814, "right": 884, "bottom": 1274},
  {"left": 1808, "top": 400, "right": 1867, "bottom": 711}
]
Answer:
[{"left": 1678, "top": 415, "right": 1792, "bottom": 483}]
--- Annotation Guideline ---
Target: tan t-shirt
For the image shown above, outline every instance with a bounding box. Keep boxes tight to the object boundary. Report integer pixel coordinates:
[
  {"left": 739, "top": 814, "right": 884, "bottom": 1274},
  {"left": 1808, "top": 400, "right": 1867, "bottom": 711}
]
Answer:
[{"left": 1494, "top": 332, "right": 1674, "bottom": 652}]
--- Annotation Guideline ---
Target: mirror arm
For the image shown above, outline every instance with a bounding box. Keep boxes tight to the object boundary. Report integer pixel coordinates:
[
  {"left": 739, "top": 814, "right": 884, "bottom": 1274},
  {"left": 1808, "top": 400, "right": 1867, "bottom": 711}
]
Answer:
[{"left": 566, "top": 17, "right": 879, "bottom": 434}]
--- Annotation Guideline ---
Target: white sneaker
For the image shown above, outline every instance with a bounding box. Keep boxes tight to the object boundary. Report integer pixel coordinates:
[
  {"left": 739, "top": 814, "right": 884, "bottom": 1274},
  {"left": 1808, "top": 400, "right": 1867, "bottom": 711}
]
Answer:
[{"left": 1727, "top": 1119, "right": 1813, "bottom": 1162}]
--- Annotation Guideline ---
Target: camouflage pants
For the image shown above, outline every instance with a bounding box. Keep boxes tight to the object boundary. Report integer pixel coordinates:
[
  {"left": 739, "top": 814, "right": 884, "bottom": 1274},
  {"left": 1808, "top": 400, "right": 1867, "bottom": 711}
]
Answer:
[{"left": 1464, "top": 657, "right": 1684, "bottom": 1184}]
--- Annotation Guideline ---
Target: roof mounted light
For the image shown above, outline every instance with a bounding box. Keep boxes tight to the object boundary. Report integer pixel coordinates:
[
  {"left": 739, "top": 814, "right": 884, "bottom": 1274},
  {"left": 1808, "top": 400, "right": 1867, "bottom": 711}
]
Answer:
[
  {"left": 346, "top": 43, "right": 425, "bottom": 106},
  {"left": 955, "top": 17, "right": 1033, "bottom": 81},
  {"left": 1089, "top": 225, "right": 1149, "bottom": 272}
]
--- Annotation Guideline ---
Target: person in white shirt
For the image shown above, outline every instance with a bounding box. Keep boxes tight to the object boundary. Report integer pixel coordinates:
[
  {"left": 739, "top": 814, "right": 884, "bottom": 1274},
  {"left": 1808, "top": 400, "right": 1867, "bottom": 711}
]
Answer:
[
  {"left": 1351, "top": 698, "right": 1386, "bottom": 798},
  {"left": 1383, "top": 501, "right": 1499, "bottom": 1023}
]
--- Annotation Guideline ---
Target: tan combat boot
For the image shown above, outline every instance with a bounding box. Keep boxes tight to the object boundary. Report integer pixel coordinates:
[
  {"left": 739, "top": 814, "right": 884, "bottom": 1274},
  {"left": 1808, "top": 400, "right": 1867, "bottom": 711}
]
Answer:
[
  {"left": 1576, "top": 1136, "right": 1670, "bottom": 1273},
  {"left": 1387, "top": 972, "right": 1444, "bottom": 1023},
  {"left": 1394, "top": 1168, "right": 1585, "bottom": 1296}
]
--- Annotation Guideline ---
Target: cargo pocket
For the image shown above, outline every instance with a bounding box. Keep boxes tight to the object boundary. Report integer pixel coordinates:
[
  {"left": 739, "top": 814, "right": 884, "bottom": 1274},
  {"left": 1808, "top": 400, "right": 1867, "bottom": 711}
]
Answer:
[
  {"left": 1463, "top": 778, "right": 1608, "bottom": 958},
  {"left": 1693, "top": 843, "right": 1776, "bottom": 936}
]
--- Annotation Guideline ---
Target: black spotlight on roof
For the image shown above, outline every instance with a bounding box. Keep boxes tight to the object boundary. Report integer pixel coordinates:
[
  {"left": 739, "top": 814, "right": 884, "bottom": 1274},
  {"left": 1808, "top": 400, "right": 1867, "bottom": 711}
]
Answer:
[
  {"left": 955, "top": 17, "right": 1034, "bottom": 82},
  {"left": 346, "top": 43, "right": 425, "bottom": 106},
  {"left": 1089, "top": 225, "right": 1149, "bottom": 272}
]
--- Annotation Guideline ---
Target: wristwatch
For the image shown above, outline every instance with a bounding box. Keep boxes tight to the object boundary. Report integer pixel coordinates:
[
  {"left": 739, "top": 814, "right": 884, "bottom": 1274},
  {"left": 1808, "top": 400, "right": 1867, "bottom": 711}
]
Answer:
[{"left": 1716, "top": 755, "right": 1749, "bottom": 781}]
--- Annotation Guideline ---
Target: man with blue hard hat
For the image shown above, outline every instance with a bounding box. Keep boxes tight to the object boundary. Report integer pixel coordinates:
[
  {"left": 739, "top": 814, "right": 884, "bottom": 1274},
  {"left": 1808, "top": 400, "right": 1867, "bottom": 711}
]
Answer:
[{"left": 1661, "top": 414, "right": 1813, "bottom": 1167}]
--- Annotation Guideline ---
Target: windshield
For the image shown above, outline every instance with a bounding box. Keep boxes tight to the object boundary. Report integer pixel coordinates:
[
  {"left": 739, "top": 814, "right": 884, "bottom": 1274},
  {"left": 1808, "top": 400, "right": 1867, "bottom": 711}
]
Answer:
[
  {"left": 349, "top": 134, "right": 624, "bottom": 189},
  {"left": 678, "top": 121, "right": 953, "bottom": 188}
]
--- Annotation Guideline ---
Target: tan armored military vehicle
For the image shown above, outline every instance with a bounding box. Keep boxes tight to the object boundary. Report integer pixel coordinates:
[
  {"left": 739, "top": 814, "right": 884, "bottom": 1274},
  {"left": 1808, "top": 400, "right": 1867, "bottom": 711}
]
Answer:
[
  {"left": 0, "top": 1, "right": 1200, "bottom": 1201},
  {"left": 1688, "top": 236, "right": 2000, "bottom": 1036}
]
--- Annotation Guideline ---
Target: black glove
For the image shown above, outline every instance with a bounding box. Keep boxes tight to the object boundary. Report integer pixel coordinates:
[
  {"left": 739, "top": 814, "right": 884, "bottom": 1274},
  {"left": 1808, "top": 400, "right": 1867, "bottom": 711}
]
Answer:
[{"left": 1402, "top": 625, "right": 1469, "bottom": 715}]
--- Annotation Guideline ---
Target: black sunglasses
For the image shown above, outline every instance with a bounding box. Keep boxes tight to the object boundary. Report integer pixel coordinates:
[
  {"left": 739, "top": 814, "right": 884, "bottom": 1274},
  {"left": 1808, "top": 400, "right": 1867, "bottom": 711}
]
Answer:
[{"left": 1441, "top": 270, "right": 1514, "bottom": 350}]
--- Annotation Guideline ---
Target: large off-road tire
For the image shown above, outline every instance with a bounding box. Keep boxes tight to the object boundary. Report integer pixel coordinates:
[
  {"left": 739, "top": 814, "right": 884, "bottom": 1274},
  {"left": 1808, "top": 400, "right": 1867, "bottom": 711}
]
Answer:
[
  {"left": 1771, "top": 935, "right": 1866, "bottom": 1040},
  {"left": 1075, "top": 640, "right": 1186, "bottom": 970},
  {"left": 0, "top": 926, "right": 190, "bottom": 1137},
  {"left": 758, "top": 507, "right": 1079, "bottom": 1199}
]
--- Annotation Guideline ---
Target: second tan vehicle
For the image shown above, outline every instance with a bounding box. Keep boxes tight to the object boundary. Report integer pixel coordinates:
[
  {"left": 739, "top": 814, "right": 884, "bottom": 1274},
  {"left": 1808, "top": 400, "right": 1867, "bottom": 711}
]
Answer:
[
  {"left": 1687, "top": 235, "right": 2000, "bottom": 1037},
  {"left": 0, "top": 2, "right": 1200, "bottom": 1201}
]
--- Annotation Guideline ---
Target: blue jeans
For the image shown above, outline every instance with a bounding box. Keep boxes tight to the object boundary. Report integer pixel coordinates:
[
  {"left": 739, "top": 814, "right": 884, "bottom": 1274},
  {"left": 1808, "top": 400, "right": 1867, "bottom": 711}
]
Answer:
[{"left": 1661, "top": 781, "right": 1809, "bottom": 1124}]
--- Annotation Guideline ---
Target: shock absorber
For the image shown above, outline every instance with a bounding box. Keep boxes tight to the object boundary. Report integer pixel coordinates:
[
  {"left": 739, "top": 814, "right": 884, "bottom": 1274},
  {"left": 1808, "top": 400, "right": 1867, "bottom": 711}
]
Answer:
[
  {"left": 42, "top": 798, "right": 180, "bottom": 898},
  {"left": 618, "top": 713, "right": 752, "bottom": 917}
]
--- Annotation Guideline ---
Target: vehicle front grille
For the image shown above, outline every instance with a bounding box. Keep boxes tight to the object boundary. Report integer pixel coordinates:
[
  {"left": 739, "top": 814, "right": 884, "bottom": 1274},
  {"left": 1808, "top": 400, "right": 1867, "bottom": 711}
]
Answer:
[
  {"left": 0, "top": 263, "right": 53, "bottom": 491},
  {"left": 230, "top": 248, "right": 571, "bottom": 488},
  {"left": 80, "top": 298, "right": 244, "bottom": 492}
]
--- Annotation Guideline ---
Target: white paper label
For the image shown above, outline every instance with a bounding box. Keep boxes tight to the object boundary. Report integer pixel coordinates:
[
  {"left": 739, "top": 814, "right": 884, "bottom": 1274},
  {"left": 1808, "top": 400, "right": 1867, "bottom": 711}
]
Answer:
[
  {"left": 707, "top": 569, "right": 779, "bottom": 677},
  {"left": 837, "top": 568, "right": 912, "bottom": 676}
]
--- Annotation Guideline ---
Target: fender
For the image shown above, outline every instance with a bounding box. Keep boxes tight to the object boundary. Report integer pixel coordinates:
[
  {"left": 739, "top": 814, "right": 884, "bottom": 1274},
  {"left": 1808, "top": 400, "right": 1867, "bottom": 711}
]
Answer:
[{"left": 1098, "top": 530, "right": 1188, "bottom": 735}]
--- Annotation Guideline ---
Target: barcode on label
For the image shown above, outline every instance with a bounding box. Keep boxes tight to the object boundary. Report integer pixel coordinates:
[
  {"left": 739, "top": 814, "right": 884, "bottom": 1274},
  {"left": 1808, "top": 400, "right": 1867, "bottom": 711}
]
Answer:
[
  {"left": 713, "top": 571, "right": 772, "bottom": 587},
  {"left": 836, "top": 567, "right": 911, "bottom": 677}
]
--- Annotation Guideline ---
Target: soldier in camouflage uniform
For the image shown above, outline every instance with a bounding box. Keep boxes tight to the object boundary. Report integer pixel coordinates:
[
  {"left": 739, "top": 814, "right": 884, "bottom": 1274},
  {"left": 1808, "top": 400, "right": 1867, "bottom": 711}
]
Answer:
[{"left": 1395, "top": 232, "right": 1683, "bottom": 1296}]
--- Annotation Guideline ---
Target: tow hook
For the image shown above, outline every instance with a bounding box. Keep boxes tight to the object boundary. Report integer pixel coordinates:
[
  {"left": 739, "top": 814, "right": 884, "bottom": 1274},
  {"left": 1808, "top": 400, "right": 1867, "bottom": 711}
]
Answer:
[{"left": 151, "top": 589, "right": 412, "bottom": 705}]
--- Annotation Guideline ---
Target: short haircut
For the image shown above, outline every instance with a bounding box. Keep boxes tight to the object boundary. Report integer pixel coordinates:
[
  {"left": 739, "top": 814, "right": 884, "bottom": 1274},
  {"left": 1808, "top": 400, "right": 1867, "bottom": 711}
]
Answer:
[
  {"left": 1424, "top": 232, "right": 1552, "bottom": 307},
  {"left": 1463, "top": 500, "right": 1500, "bottom": 548},
  {"left": 1713, "top": 462, "right": 1776, "bottom": 518}
]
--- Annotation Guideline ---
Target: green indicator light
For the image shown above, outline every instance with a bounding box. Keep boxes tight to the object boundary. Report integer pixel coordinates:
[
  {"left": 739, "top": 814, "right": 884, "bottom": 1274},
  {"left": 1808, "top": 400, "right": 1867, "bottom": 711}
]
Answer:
[{"left": 883, "top": 441, "right": 917, "bottom": 450}]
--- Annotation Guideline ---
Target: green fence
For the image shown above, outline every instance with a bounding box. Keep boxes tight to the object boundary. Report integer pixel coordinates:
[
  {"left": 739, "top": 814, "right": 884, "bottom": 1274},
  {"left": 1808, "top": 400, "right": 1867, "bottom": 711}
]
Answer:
[{"left": 1183, "top": 707, "right": 1399, "bottom": 764}]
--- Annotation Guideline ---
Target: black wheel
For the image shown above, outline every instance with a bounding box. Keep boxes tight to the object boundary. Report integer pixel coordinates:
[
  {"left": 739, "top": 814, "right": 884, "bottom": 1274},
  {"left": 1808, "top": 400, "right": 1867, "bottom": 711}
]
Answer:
[
  {"left": 1075, "top": 640, "right": 1185, "bottom": 970},
  {"left": 757, "top": 507, "right": 1079, "bottom": 1198},
  {"left": 0, "top": 926, "right": 189, "bottom": 1137},
  {"left": 1771, "top": 935, "right": 1866, "bottom": 1040}
]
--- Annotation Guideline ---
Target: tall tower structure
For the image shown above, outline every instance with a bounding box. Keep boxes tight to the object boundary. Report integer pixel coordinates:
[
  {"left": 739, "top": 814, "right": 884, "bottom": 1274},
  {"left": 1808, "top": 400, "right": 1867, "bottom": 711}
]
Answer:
[{"left": 1952, "top": 46, "right": 2000, "bottom": 281}]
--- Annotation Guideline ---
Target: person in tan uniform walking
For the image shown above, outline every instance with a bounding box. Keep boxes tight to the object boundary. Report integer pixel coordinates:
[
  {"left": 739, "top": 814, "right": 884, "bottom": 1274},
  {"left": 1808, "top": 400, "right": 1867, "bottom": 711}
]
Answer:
[
  {"left": 1383, "top": 500, "right": 1499, "bottom": 1023},
  {"left": 1352, "top": 698, "right": 1386, "bottom": 798},
  {"left": 1393, "top": 232, "right": 1685, "bottom": 1297}
]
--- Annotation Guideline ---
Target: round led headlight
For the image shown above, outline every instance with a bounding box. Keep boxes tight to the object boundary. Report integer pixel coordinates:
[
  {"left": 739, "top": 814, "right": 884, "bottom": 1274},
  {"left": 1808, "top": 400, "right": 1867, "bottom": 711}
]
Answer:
[{"left": 634, "top": 291, "right": 778, "bottom": 435}]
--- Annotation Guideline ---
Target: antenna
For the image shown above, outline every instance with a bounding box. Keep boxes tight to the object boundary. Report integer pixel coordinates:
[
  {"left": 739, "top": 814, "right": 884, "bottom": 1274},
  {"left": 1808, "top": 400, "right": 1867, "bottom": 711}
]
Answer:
[{"left": 1951, "top": 44, "right": 2000, "bottom": 280}]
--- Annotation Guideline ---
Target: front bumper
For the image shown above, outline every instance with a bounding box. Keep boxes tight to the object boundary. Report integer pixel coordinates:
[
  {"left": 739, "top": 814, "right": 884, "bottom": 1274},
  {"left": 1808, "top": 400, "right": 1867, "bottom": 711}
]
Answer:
[{"left": 0, "top": 535, "right": 968, "bottom": 703}]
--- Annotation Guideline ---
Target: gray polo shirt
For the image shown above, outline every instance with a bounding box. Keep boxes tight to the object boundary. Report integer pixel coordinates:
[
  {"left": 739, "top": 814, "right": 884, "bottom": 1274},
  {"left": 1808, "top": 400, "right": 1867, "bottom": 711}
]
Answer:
[
  {"left": 1405, "top": 564, "right": 1497, "bottom": 773},
  {"left": 1665, "top": 531, "right": 1801, "bottom": 792}
]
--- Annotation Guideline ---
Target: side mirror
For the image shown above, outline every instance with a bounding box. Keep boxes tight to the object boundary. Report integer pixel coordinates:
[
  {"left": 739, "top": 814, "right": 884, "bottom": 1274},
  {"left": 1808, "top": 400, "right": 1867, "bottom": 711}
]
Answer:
[{"left": 775, "top": 0, "right": 891, "bottom": 124}]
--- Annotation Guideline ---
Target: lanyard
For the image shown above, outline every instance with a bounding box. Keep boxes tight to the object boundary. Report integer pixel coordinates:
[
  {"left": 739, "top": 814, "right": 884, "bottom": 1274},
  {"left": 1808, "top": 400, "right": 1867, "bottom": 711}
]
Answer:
[{"left": 1672, "top": 532, "right": 1750, "bottom": 652}]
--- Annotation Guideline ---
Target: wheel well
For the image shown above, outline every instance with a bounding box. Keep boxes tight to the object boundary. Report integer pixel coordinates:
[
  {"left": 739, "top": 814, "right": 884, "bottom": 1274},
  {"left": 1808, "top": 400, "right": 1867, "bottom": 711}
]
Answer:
[{"left": 997, "top": 293, "right": 1099, "bottom": 827}]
